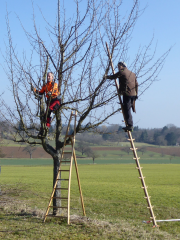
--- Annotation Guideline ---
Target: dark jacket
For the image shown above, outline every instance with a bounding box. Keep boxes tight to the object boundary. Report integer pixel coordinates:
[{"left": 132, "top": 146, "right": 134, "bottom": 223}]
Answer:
[{"left": 106, "top": 67, "right": 138, "bottom": 97}]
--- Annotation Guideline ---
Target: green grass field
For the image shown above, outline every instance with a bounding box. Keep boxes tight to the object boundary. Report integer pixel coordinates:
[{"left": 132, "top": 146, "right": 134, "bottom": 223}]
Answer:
[
  {"left": 0, "top": 154, "right": 180, "bottom": 166},
  {"left": 1, "top": 164, "right": 180, "bottom": 239}
]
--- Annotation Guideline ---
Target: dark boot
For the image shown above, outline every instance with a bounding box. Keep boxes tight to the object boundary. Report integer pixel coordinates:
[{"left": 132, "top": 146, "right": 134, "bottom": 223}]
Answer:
[{"left": 122, "top": 126, "right": 133, "bottom": 132}]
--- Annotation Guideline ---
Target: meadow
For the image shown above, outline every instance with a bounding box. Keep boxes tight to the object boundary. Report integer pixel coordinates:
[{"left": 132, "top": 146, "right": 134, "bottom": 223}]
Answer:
[
  {"left": 1, "top": 164, "right": 180, "bottom": 239},
  {"left": 1, "top": 148, "right": 180, "bottom": 165}
]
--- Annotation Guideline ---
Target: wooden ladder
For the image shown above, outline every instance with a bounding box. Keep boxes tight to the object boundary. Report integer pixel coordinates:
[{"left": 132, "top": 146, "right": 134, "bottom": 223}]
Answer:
[
  {"left": 106, "top": 42, "right": 158, "bottom": 227},
  {"left": 44, "top": 111, "right": 86, "bottom": 224}
]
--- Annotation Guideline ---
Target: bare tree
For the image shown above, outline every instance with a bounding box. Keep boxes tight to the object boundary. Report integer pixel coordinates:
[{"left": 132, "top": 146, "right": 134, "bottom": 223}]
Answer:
[
  {"left": 149, "top": 153, "right": 155, "bottom": 158},
  {"left": 86, "top": 148, "right": 100, "bottom": 164},
  {"left": 169, "top": 153, "right": 176, "bottom": 163},
  {"left": 123, "top": 146, "right": 131, "bottom": 155},
  {"left": 138, "top": 146, "right": 147, "bottom": 155},
  {"left": 1, "top": 0, "right": 170, "bottom": 213},
  {"left": 102, "top": 153, "right": 107, "bottom": 158},
  {"left": 23, "top": 145, "right": 37, "bottom": 159},
  {"left": 169, "top": 155, "right": 173, "bottom": 163},
  {"left": 161, "top": 150, "right": 165, "bottom": 158},
  {"left": 76, "top": 141, "right": 89, "bottom": 155}
]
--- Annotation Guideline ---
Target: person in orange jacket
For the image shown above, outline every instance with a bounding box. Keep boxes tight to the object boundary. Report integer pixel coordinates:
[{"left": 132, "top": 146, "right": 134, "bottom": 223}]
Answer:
[{"left": 32, "top": 72, "right": 61, "bottom": 136}]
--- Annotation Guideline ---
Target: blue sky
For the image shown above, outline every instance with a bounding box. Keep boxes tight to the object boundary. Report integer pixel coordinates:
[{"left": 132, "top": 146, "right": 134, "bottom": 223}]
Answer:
[
  {"left": 0, "top": 0, "right": 180, "bottom": 129},
  {"left": 130, "top": 0, "right": 180, "bottom": 129}
]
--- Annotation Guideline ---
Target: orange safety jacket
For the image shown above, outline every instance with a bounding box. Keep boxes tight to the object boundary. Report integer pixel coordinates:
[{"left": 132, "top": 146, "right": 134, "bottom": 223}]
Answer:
[{"left": 35, "top": 82, "right": 59, "bottom": 99}]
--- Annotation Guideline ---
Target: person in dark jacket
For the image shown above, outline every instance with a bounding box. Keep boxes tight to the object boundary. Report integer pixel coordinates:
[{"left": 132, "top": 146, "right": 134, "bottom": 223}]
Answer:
[{"left": 106, "top": 62, "right": 138, "bottom": 132}]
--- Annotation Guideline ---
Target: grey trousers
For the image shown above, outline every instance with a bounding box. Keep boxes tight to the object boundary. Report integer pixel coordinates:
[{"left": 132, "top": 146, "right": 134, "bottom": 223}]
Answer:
[{"left": 123, "top": 95, "right": 135, "bottom": 126}]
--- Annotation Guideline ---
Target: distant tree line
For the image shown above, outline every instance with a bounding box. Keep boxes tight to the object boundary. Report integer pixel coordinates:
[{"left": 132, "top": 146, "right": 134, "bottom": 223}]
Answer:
[
  {"left": 100, "top": 123, "right": 180, "bottom": 146},
  {"left": 0, "top": 121, "right": 179, "bottom": 147}
]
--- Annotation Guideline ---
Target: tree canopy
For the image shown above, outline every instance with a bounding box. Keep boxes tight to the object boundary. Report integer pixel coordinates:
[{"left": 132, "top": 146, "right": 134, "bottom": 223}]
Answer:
[{"left": 0, "top": 0, "right": 171, "bottom": 212}]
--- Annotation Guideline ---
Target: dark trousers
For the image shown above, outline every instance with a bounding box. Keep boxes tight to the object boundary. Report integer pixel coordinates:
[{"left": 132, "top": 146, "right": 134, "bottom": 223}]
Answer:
[{"left": 123, "top": 95, "right": 135, "bottom": 127}]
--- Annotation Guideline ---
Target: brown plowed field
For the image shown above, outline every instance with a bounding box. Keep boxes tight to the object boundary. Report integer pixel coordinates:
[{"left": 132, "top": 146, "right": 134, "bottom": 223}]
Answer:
[
  {"left": 93, "top": 146, "right": 180, "bottom": 156},
  {"left": 147, "top": 147, "right": 180, "bottom": 156},
  {"left": 1, "top": 146, "right": 51, "bottom": 158},
  {"left": 2, "top": 146, "right": 123, "bottom": 158},
  {"left": 1, "top": 146, "right": 180, "bottom": 158}
]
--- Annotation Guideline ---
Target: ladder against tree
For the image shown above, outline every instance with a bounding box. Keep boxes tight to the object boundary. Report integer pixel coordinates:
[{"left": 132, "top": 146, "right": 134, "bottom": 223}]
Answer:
[
  {"left": 44, "top": 111, "right": 86, "bottom": 224},
  {"left": 106, "top": 42, "right": 158, "bottom": 227}
]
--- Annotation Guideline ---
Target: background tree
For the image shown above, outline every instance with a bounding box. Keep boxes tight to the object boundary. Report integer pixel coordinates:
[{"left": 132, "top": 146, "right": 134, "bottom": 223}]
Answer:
[
  {"left": 102, "top": 153, "right": 107, "bottom": 158},
  {"left": 165, "top": 132, "right": 177, "bottom": 146},
  {"left": 149, "top": 153, "right": 155, "bottom": 158},
  {"left": 1, "top": 0, "right": 170, "bottom": 213},
  {"left": 77, "top": 133, "right": 103, "bottom": 146},
  {"left": 23, "top": 145, "right": 37, "bottom": 159},
  {"left": 138, "top": 146, "right": 147, "bottom": 155},
  {"left": 76, "top": 141, "right": 89, "bottom": 156},
  {"left": 139, "top": 130, "right": 148, "bottom": 143},
  {"left": 123, "top": 146, "right": 131, "bottom": 155},
  {"left": 86, "top": 148, "right": 100, "bottom": 164},
  {"left": 169, "top": 155, "right": 174, "bottom": 163},
  {"left": 161, "top": 150, "right": 165, "bottom": 158},
  {"left": 156, "top": 136, "right": 167, "bottom": 146},
  {"left": 102, "top": 133, "right": 111, "bottom": 141},
  {"left": 84, "top": 146, "right": 92, "bottom": 157}
]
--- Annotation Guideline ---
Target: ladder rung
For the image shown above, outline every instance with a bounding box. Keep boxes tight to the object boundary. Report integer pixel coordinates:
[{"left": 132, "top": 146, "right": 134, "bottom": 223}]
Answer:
[
  {"left": 49, "top": 206, "right": 68, "bottom": 208},
  {"left": 141, "top": 186, "right": 148, "bottom": 189},
  {"left": 128, "top": 139, "right": 135, "bottom": 141},
  {"left": 147, "top": 206, "right": 153, "bottom": 209},
  {"left": 150, "top": 216, "right": 156, "bottom": 219},
  {"left": 44, "top": 111, "right": 86, "bottom": 225},
  {"left": 56, "top": 179, "right": 69, "bottom": 181},
  {"left": 133, "top": 157, "right": 140, "bottom": 160},
  {"left": 139, "top": 177, "right": 145, "bottom": 179},
  {"left": 144, "top": 196, "right": 151, "bottom": 199},
  {"left": 46, "top": 214, "right": 67, "bottom": 218},
  {"left": 55, "top": 188, "right": 68, "bottom": 190},
  {"left": 66, "top": 135, "right": 73, "bottom": 138},
  {"left": 136, "top": 167, "right": 143, "bottom": 169},
  {"left": 52, "top": 197, "right": 68, "bottom": 200},
  {"left": 130, "top": 148, "right": 137, "bottom": 150},
  {"left": 58, "top": 216, "right": 68, "bottom": 219}
]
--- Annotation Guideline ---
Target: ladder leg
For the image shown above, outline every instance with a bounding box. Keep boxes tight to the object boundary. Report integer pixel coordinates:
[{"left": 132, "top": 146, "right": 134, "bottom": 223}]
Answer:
[
  {"left": 67, "top": 155, "right": 73, "bottom": 224},
  {"left": 73, "top": 149, "right": 86, "bottom": 216},
  {"left": 44, "top": 168, "right": 61, "bottom": 222},
  {"left": 44, "top": 111, "right": 86, "bottom": 224},
  {"left": 106, "top": 42, "right": 158, "bottom": 227},
  {"left": 128, "top": 132, "right": 158, "bottom": 227}
]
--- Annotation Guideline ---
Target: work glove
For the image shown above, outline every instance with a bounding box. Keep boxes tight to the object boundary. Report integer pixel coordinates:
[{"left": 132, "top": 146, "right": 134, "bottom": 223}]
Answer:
[
  {"left": 47, "top": 92, "right": 52, "bottom": 97},
  {"left": 31, "top": 84, "right": 35, "bottom": 92}
]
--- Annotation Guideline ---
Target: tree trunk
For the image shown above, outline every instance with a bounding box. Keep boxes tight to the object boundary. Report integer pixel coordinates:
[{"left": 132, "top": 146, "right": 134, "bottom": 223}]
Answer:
[{"left": 53, "top": 156, "right": 61, "bottom": 215}]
